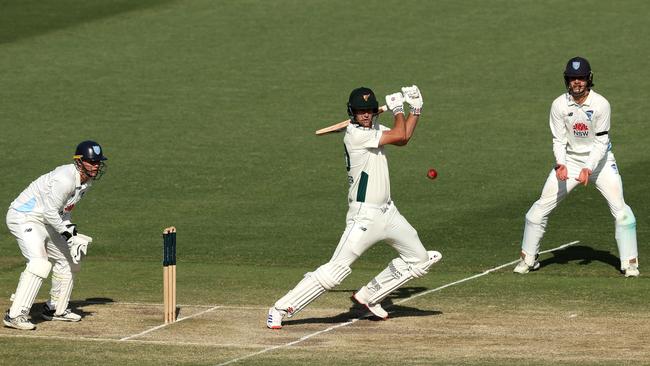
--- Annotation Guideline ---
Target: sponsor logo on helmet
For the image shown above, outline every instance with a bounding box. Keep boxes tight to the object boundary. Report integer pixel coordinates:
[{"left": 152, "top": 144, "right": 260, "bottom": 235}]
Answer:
[
  {"left": 572, "top": 61, "right": 581, "bottom": 70},
  {"left": 93, "top": 145, "right": 101, "bottom": 155},
  {"left": 363, "top": 94, "right": 371, "bottom": 101},
  {"left": 573, "top": 122, "right": 589, "bottom": 137}
]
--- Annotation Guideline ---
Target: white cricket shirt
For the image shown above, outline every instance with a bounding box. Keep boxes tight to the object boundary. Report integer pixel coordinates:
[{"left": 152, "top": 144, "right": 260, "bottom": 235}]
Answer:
[
  {"left": 343, "top": 123, "right": 391, "bottom": 205},
  {"left": 550, "top": 89, "right": 612, "bottom": 171},
  {"left": 9, "top": 164, "right": 92, "bottom": 234}
]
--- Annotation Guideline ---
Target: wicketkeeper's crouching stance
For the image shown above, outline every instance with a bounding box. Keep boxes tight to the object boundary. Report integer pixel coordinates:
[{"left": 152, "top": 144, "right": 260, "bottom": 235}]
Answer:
[
  {"left": 267, "top": 86, "right": 441, "bottom": 329},
  {"left": 3, "top": 141, "right": 107, "bottom": 330}
]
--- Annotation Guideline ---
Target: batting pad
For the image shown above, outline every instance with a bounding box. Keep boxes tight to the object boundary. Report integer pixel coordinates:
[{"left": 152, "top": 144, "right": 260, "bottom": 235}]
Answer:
[
  {"left": 9, "top": 259, "right": 51, "bottom": 318},
  {"left": 274, "top": 275, "right": 326, "bottom": 318},
  {"left": 51, "top": 272, "right": 74, "bottom": 315}
]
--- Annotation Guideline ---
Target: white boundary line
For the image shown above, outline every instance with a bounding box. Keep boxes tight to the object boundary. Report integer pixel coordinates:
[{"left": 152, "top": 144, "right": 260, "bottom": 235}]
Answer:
[
  {"left": 215, "top": 240, "right": 579, "bottom": 366},
  {"left": 120, "top": 305, "right": 222, "bottom": 341}
]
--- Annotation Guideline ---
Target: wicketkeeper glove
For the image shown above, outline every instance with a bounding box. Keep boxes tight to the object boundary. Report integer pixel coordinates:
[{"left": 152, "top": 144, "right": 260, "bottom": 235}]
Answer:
[
  {"left": 61, "top": 229, "right": 92, "bottom": 264},
  {"left": 385, "top": 92, "right": 405, "bottom": 115},
  {"left": 401, "top": 85, "right": 423, "bottom": 115}
]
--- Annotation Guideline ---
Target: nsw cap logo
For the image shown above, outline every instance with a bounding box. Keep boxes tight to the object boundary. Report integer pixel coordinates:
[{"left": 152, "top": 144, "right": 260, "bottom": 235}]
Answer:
[
  {"left": 93, "top": 145, "right": 101, "bottom": 155},
  {"left": 362, "top": 94, "right": 371, "bottom": 101},
  {"left": 572, "top": 61, "right": 581, "bottom": 70}
]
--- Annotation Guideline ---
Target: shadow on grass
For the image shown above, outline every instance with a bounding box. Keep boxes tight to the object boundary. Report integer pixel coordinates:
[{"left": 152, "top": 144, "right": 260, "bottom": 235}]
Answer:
[
  {"left": 28, "top": 297, "right": 114, "bottom": 324},
  {"left": 283, "top": 287, "right": 442, "bottom": 326},
  {"left": 0, "top": 0, "right": 175, "bottom": 44},
  {"left": 539, "top": 245, "right": 620, "bottom": 271}
]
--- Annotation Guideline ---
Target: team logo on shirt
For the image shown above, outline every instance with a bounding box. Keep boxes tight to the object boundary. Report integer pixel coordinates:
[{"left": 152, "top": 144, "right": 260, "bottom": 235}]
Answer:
[
  {"left": 573, "top": 122, "right": 589, "bottom": 137},
  {"left": 585, "top": 110, "right": 594, "bottom": 121}
]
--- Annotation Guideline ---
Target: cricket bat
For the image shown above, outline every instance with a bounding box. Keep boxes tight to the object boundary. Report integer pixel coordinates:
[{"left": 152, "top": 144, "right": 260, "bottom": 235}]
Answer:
[{"left": 315, "top": 105, "right": 388, "bottom": 135}]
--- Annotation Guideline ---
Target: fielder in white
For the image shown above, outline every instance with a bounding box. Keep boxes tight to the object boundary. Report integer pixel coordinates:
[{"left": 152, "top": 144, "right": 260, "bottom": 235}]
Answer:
[
  {"left": 3, "top": 140, "right": 107, "bottom": 330},
  {"left": 267, "top": 86, "right": 442, "bottom": 329},
  {"left": 514, "top": 57, "right": 639, "bottom": 277}
]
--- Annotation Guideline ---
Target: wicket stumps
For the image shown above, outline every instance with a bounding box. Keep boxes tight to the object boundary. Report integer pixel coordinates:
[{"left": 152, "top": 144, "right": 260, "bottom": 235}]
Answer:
[{"left": 163, "top": 226, "right": 177, "bottom": 323}]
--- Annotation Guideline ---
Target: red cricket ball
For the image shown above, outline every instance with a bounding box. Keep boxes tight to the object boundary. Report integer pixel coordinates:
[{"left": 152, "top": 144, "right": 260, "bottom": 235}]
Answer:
[{"left": 427, "top": 168, "right": 438, "bottom": 180}]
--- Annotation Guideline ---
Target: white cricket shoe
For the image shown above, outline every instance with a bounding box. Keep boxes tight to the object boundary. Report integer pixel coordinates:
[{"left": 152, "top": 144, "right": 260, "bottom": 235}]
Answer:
[
  {"left": 513, "top": 251, "right": 540, "bottom": 274},
  {"left": 622, "top": 259, "right": 640, "bottom": 278},
  {"left": 351, "top": 292, "right": 388, "bottom": 320},
  {"left": 3, "top": 311, "right": 36, "bottom": 330},
  {"left": 267, "top": 307, "right": 285, "bottom": 329},
  {"left": 41, "top": 303, "right": 81, "bottom": 322}
]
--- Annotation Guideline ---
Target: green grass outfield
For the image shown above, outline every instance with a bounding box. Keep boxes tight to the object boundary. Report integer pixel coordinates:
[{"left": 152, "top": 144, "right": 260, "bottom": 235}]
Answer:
[{"left": 1, "top": 1, "right": 649, "bottom": 365}]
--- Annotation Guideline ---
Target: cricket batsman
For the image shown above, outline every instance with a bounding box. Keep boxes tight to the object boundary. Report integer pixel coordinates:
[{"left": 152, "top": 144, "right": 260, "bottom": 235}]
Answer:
[
  {"left": 267, "top": 85, "right": 442, "bottom": 329},
  {"left": 514, "top": 56, "right": 639, "bottom": 277},
  {"left": 3, "top": 141, "right": 107, "bottom": 330}
]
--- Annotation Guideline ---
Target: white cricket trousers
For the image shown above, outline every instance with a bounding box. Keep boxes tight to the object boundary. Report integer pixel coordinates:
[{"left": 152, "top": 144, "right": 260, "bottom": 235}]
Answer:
[
  {"left": 6, "top": 209, "right": 80, "bottom": 317},
  {"left": 330, "top": 201, "right": 429, "bottom": 267},
  {"left": 6, "top": 210, "right": 75, "bottom": 266},
  {"left": 522, "top": 151, "right": 638, "bottom": 262}
]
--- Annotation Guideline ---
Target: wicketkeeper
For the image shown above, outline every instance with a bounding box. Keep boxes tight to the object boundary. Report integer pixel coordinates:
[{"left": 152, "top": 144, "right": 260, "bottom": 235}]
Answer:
[
  {"left": 267, "top": 86, "right": 442, "bottom": 329},
  {"left": 3, "top": 141, "right": 107, "bottom": 330}
]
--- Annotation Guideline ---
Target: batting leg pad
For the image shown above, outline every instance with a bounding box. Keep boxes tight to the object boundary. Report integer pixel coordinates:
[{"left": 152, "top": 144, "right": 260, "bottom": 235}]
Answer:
[
  {"left": 274, "top": 262, "right": 351, "bottom": 317},
  {"left": 50, "top": 272, "right": 74, "bottom": 316},
  {"left": 360, "top": 251, "right": 442, "bottom": 305},
  {"left": 615, "top": 205, "right": 638, "bottom": 266},
  {"left": 9, "top": 259, "right": 52, "bottom": 318}
]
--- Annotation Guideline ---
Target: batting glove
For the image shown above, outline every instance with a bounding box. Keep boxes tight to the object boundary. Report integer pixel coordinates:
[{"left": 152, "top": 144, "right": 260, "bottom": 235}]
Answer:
[
  {"left": 385, "top": 92, "right": 405, "bottom": 115},
  {"left": 401, "top": 85, "right": 423, "bottom": 115}
]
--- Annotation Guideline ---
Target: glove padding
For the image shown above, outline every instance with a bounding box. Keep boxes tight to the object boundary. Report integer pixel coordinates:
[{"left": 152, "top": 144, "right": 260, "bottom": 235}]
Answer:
[
  {"left": 401, "top": 85, "right": 423, "bottom": 110},
  {"left": 385, "top": 92, "right": 405, "bottom": 115},
  {"left": 67, "top": 233, "right": 92, "bottom": 264}
]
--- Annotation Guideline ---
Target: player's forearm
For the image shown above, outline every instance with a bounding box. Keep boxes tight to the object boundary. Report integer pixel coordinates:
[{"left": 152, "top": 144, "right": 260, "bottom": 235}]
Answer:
[
  {"left": 552, "top": 140, "right": 567, "bottom": 165},
  {"left": 393, "top": 113, "right": 407, "bottom": 141},
  {"left": 585, "top": 139, "right": 609, "bottom": 171},
  {"left": 402, "top": 114, "right": 419, "bottom": 144}
]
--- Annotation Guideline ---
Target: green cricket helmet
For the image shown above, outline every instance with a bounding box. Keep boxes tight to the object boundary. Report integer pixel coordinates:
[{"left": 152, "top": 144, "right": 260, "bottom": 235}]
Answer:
[{"left": 347, "top": 87, "right": 379, "bottom": 124}]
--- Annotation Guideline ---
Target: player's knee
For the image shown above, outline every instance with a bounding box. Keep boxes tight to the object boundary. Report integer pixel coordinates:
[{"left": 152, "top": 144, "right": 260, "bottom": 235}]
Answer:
[
  {"left": 615, "top": 205, "right": 636, "bottom": 227},
  {"left": 52, "top": 260, "right": 78, "bottom": 276},
  {"left": 409, "top": 250, "right": 442, "bottom": 278},
  {"left": 311, "top": 262, "right": 351, "bottom": 290},
  {"left": 525, "top": 207, "right": 545, "bottom": 226},
  {"left": 26, "top": 258, "right": 52, "bottom": 278}
]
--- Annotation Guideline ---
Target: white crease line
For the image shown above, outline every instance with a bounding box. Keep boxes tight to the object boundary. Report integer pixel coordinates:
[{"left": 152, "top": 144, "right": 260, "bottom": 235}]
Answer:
[
  {"left": 215, "top": 240, "right": 579, "bottom": 366},
  {"left": 0, "top": 333, "right": 257, "bottom": 348},
  {"left": 397, "top": 240, "right": 580, "bottom": 305},
  {"left": 120, "top": 305, "right": 222, "bottom": 341}
]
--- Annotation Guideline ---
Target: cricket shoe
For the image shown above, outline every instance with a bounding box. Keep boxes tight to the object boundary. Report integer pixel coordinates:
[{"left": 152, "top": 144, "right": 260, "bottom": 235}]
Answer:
[
  {"left": 622, "top": 259, "right": 640, "bottom": 278},
  {"left": 513, "top": 251, "right": 540, "bottom": 274},
  {"left": 267, "top": 306, "right": 286, "bottom": 329},
  {"left": 41, "top": 303, "right": 81, "bottom": 322},
  {"left": 351, "top": 291, "right": 388, "bottom": 320},
  {"left": 3, "top": 310, "right": 36, "bottom": 330}
]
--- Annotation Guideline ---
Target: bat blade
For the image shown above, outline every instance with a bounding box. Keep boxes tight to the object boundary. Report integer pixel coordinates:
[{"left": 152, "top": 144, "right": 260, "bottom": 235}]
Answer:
[{"left": 315, "top": 105, "right": 387, "bottom": 135}]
